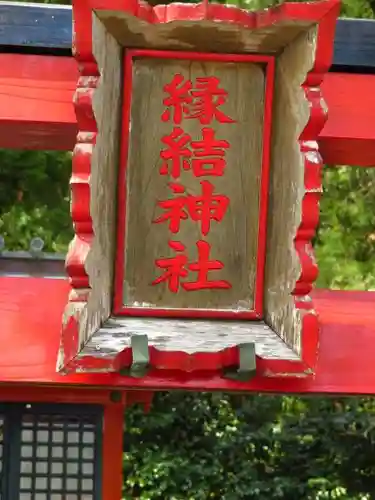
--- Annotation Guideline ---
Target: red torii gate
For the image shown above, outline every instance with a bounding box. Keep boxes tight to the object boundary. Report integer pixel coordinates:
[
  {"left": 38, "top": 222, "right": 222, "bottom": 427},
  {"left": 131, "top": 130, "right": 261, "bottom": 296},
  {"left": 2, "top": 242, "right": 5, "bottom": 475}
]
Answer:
[{"left": 0, "top": 0, "right": 375, "bottom": 498}]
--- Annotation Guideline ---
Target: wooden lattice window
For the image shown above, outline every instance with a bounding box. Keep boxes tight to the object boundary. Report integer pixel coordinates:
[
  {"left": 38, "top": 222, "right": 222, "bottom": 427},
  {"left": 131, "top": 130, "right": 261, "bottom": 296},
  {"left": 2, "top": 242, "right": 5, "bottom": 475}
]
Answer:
[{"left": 0, "top": 403, "right": 102, "bottom": 499}]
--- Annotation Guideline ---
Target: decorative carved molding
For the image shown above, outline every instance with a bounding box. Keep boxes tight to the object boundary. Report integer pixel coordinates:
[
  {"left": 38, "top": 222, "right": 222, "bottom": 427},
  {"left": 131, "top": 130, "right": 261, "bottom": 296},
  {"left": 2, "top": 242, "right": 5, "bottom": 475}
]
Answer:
[{"left": 58, "top": 14, "right": 122, "bottom": 370}]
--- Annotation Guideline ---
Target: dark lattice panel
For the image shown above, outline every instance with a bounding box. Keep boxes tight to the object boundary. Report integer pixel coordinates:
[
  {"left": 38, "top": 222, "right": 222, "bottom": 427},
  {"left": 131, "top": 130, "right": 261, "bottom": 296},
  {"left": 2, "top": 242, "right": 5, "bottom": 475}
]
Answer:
[{"left": 0, "top": 403, "right": 102, "bottom": 500}]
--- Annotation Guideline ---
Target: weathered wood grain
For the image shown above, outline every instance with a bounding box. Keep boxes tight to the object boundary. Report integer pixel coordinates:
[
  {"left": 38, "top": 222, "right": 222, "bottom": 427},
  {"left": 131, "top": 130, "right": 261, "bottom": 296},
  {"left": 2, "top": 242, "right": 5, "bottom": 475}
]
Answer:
[
  {"left": 82, "top": 15, "right": 122, "bottom": 343},
  {"left": 58, "top": 16, "right": 122, "bottom": 370},
  {"left": 97, "top": 9, "right": 312, "bottom": 55},
  {"left": 82, "top": 317, "right": 300, "bottom": 359},
  {"left": 123, "top": 58, "right": 265, "bottom": 313},
  {"left": 264, "top": 27, "right": 318, "bottom": 356}
]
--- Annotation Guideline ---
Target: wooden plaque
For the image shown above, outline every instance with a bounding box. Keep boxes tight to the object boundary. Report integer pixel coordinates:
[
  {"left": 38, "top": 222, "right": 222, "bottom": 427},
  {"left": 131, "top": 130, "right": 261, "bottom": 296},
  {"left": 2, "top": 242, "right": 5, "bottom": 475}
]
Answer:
[
  {"left": 114, "top": 51, "right": 274, "bottom": 319},
  {"left": 59, "top": 0, "right": 340, "bottom": 378}
]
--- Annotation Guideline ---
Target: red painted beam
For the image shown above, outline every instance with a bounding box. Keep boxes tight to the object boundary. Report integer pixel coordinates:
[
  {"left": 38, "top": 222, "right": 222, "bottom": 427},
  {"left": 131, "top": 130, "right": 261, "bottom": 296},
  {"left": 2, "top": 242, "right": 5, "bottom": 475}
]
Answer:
[
  {"left": 0, "top": 54, "right": 374, "bottom": 166},
  {"left": 0, "top": 54, "right": 77, "bottom": 151},
  {"left": 320, "top": 73, "right": 375, "bottom": 166},
  {"left": 1, "top": 276, "right": 374, "bottom": 394}
]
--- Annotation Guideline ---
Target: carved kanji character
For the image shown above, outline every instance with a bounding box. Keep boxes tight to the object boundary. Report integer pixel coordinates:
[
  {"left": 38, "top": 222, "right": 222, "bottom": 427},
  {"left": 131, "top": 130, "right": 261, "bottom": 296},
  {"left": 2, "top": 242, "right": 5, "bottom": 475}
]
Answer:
[
  {"left": 187, "top": 181, "right": 229, "bottom": 235},
  {"left": 183, "top": 240, "right": 231, "bottom": 291},
  {"left": 188, "top": 76, "right": 235, "bottom": 124},
  {"left": 154, "top": 181, "right": 229, "bottom": 236},
  {"left": 152, "top": 240, "right": 231, "bottom": 293},
  {"left": 160, "top": 127, "right": 192, "bottom": 179},
  {"left": 190, "top": 128, "right": 230, "bottom": 177},
  {"left": 161, "top": 74, "right": 192, "bottom": 125},
  {"left": 162, "top": 74, "right": 235, "bottom": 125},
  {"left": 160, "top": 127, "right": 230, "bottom": 178},
  {"left": 152, "top": 240, "right": 188, "bottom": 293},
  {"left": 154, "top": 183, "right": 188, "bottom": 233}
]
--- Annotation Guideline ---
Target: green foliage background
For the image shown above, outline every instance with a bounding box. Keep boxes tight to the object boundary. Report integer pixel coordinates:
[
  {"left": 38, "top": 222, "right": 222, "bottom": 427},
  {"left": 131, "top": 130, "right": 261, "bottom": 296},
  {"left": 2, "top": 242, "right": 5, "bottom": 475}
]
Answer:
[{"left": 1, "top": 0, "right": 375, "bottom": 499}]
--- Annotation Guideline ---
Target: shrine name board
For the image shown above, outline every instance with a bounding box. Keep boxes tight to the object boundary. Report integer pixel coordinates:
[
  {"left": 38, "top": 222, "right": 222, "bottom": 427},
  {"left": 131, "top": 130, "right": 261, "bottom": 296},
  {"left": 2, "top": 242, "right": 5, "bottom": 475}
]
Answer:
[
  {"left": 61, "top": 0, "right": 339, "bottom": 377},
  {"left": 114, "top": 50, "right": 274, "bottom": 320}
]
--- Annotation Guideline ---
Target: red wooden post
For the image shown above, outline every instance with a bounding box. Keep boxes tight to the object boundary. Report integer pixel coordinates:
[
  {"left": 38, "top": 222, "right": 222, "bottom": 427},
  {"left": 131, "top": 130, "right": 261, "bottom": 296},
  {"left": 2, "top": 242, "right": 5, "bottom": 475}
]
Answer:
[{"left": 103, "top": 400, "right": 126, "bottom": 500}]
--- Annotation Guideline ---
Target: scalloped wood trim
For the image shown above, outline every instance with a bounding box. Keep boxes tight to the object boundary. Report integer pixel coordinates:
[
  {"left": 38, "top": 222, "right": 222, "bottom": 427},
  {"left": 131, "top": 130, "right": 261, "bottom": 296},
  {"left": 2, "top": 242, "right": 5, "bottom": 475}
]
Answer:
[
  {"left": 264, "top": 26, "right": 321, "bottom": 362},
  {"left": 264, "top": 0, "right": 339, "bottom": 371},
  {"left": 58, "top": 16, "right": 121, "bottom": 371}
]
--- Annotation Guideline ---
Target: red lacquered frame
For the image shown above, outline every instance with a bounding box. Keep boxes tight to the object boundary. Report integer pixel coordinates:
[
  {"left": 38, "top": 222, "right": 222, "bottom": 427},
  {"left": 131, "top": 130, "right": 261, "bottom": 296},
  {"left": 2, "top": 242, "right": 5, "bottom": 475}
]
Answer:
[{"left": 113, "top": 49, "right": 275, "bottom": 320}]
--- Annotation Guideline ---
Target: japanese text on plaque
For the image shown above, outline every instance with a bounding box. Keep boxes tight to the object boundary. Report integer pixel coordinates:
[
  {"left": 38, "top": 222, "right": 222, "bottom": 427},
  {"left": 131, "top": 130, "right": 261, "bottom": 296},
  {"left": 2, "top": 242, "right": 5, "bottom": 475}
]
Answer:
[{"left": 152, "top": 73, "right": 236, "bottom": 293}]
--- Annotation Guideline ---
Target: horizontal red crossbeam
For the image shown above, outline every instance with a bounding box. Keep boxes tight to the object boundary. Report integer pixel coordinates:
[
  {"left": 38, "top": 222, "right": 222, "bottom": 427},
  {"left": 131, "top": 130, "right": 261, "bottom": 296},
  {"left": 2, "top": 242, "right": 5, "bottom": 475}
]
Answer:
[
  {"left": 0, "top": 54, "right": 374, "bottom": 166},
  {"left": 1, "top": 276, "right": 374, "bottom": 394}
]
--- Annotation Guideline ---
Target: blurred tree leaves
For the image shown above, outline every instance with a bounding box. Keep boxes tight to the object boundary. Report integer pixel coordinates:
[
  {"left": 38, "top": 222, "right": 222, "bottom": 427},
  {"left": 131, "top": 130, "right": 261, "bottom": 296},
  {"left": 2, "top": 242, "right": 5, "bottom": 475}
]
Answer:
[
  {"left": 316, "top": 168, "right": 375, "bottom": 290},
  {"left": 123, "top": 393, "right": 375, "bottom": 499},
  {"left": 0, "top": 149, "right": 72, "bottom": 251}
]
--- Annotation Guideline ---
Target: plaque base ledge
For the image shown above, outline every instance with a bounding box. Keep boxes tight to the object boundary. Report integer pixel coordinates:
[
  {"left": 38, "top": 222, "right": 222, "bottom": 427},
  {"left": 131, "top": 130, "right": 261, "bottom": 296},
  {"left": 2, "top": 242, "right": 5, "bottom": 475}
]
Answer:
[{"left": 80, "top": 316, "right": 300, "bottom": 361}]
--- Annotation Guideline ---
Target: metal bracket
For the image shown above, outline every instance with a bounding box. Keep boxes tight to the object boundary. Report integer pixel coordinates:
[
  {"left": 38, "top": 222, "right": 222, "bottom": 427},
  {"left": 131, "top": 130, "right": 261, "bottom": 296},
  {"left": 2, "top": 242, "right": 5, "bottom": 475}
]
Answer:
[
  {"left": 223, "top": 343, "right": 257, "bottom": 382},
  {"left": 119, "top": 334, "right": 150, "bottom": 378}
]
